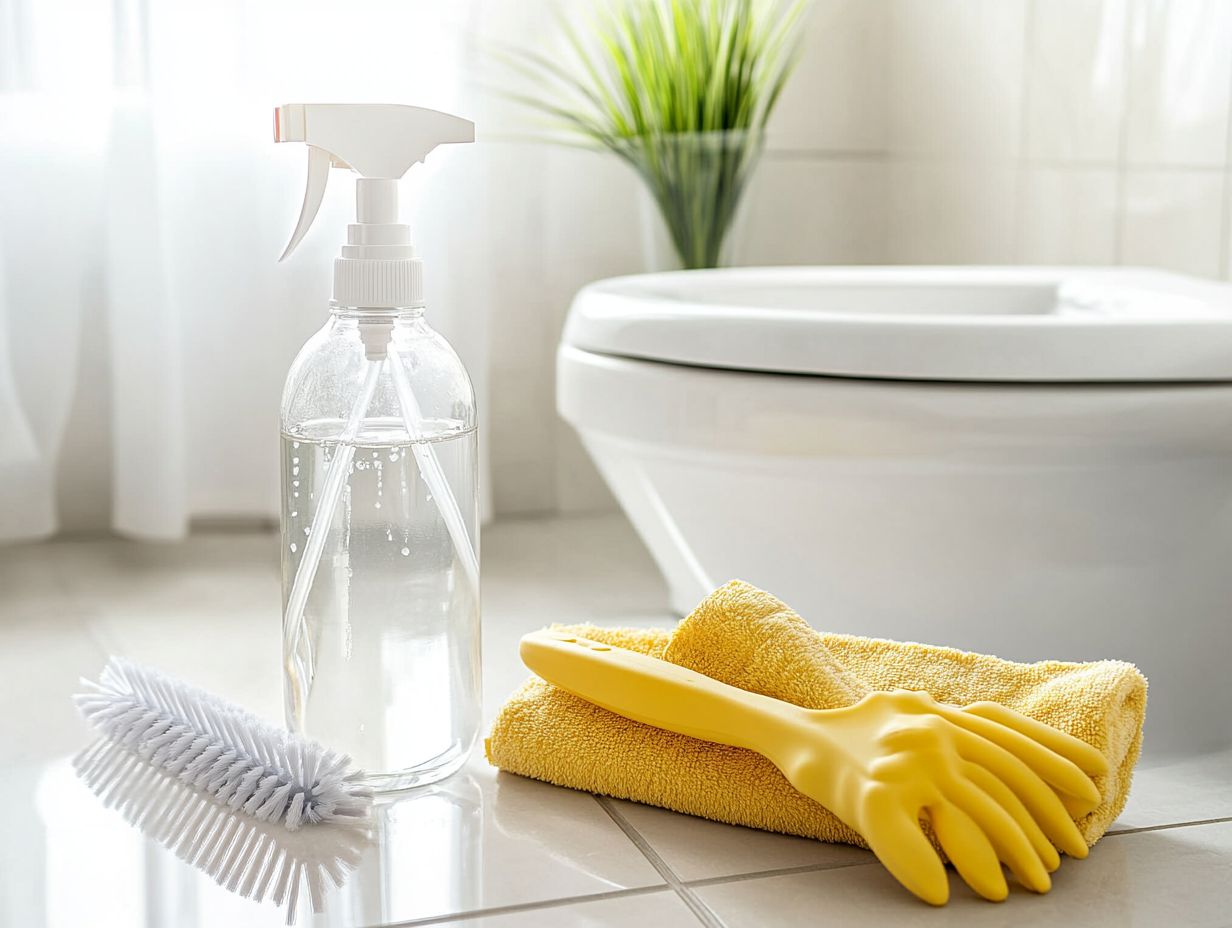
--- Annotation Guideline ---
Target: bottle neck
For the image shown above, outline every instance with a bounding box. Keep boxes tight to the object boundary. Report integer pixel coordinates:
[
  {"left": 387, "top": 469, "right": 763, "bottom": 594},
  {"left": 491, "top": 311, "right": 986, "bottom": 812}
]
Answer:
[
  {"left": 329, "top": 306, "right": 426, "bottom": 360},
  {"left": 329, "top": 305, "right": 424, "bottom": 322}
]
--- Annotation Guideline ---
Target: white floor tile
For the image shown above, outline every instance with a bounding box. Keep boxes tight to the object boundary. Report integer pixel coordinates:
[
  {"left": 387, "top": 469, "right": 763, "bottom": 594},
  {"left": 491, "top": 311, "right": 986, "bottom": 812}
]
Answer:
[
  {"left": 609, "top": 799, "right": 874, "bottom": 883},
  {"left": 0, "top": 609, "right": 106, "bottom": 764},
  {"left": 1111, "top": 748, "right": 1232, "bottom": 832},
  {"left": 60, "top": 533, "right": 284, "bottom": 720},
  {"left": 0, "top": 753, "right": 664, "bottom": 928},
  {"left": 325, "top": 760, "right": 666, "bottom": 924},
  {"left": 4, "top": 514, "right": 1230, "bottom": 928},
  {"left": 424, "top": 889, "right": 697, "bottom": 928},
  {"left": 696, "top": 820, "right": 1232, "bottom": 927}
]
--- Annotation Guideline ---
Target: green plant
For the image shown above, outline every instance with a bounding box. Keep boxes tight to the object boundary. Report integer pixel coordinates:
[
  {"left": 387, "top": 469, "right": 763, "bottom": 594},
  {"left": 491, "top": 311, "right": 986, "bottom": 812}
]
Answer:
[{"left": 507, "top": 0, "right": 807, "bottom": 269}]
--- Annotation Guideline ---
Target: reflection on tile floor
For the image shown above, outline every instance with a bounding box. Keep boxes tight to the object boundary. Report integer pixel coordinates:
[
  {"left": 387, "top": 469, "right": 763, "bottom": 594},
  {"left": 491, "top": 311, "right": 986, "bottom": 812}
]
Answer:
[
  {"left": 425, "top": 889, "right": 696, "bottom": 928},
  {"left": 1, "top": 515, "right": 1229, "bottom": 927},
  {"left": 606, "top": 797, "right": 874, "bottom": 882},
  {"left": 695, "top": 821, "right": 1232, "bottom": 928}
]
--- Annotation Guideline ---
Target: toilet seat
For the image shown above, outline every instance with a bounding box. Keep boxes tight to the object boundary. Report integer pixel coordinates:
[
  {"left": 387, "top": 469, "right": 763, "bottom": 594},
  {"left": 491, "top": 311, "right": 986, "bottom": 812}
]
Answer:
[{"left": 562, "top": 267, "right": 1232, "bottom": 382}]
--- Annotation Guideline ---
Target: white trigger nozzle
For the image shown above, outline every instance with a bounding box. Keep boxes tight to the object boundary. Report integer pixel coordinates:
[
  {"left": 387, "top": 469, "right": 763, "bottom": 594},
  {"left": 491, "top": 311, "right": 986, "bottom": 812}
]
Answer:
[{"left": 273, "top": 103, "right": 474, "bottom": 306}]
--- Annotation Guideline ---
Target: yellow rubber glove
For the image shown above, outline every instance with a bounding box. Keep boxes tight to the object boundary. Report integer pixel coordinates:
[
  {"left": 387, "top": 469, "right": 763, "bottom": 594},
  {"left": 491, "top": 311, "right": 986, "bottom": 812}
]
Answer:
[{"left": 520, "top": 631, "right": 1108, "bottom": 906}]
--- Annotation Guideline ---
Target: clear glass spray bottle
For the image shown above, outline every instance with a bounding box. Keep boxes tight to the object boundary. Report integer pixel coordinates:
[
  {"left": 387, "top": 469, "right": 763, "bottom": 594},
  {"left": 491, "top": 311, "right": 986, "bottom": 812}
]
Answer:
[{"left": 274, "top": 104, "right": 480, "bottom": 790}]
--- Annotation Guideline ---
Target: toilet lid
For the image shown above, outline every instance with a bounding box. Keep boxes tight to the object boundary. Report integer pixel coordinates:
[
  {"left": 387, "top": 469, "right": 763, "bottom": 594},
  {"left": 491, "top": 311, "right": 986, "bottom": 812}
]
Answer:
[{"left": 562, "top": 267, "right": 1232, "bottom": 382}]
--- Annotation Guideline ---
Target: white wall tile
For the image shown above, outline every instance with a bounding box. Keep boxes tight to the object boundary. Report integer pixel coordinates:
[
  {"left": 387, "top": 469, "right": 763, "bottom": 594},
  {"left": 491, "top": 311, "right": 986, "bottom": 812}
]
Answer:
[
  {"left": 1120, "top": 169, "right": 1225, "bottom": 277},
  {"left": 766, "top": 0, "right": 888, "bottom": 153},
  {"left": 1125, "top": 0, "right": 1232, "bottom": 166},
  {"left": 1024, "top": 0, "right": 1129, "bottom": 162},
  {"left": 740, "top": 157, "right": 887, "bottom": 265},
  {"left": 1016, "top": 167, "right": 1119, "bottom": 263},
  {"left": 886, "top": 161, "right": 1018, "bottom": 263},
  {"left": 885, "top": 0, "right": 1027, "bottom": 158}
]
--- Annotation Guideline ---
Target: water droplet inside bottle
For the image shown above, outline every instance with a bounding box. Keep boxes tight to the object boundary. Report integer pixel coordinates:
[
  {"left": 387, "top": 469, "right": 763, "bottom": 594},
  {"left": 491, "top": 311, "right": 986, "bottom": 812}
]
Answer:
[
  {"left": 374, "top": 501, "right": 382, "bottom": 509},
  {"left": 289, "top": 542, "right": 298, "bottom": 553},
  {"left": 401, "top": 547, "right": 410, "bottom": 556}
]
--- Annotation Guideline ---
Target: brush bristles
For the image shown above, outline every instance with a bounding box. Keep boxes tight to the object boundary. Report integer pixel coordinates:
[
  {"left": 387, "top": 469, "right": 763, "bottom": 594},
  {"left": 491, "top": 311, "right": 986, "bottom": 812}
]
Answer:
[{"left": 74, "top": 658, "right": 373, "bottom": 830}]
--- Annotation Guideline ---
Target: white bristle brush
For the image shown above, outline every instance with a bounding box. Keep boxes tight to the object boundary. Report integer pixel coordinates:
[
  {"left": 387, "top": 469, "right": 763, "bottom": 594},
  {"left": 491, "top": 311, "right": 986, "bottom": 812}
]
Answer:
[{"left": 74, "top": 657, "right": 373, "bottom": 831}]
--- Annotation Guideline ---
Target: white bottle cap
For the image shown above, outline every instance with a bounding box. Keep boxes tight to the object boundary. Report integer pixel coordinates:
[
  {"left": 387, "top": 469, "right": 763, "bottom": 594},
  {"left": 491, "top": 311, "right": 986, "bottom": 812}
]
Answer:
[{"left": 333, "top": 178, "right": 424, "bottom": 307}]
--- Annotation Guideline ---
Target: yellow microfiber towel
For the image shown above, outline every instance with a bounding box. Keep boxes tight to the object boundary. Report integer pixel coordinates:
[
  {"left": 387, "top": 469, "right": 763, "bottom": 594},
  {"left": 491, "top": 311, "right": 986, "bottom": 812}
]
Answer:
[{"left": 486, "top": 580, "right": 1147, "bottom": 849}]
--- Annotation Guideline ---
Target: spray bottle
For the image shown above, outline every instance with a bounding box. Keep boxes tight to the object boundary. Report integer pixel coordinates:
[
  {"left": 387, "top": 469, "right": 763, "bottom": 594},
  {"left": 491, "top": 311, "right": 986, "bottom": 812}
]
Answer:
[{"left": 274, "top": 103, "right": 479, "bottom": 790}]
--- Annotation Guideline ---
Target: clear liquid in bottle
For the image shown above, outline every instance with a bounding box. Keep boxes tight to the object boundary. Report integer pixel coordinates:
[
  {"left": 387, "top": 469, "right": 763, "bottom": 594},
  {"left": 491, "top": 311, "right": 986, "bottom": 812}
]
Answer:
[{"left": 281, "top": 417, "right": 480, "bottom": 791}]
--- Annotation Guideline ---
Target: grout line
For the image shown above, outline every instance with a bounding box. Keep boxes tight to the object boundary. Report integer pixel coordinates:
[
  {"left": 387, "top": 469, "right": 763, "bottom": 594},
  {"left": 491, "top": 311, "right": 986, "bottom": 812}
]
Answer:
[
  {"left": 372, "top": 884, "right": 674, "bottom": 928},
  {"left": 594, "top": 796, "right": 727, "bottom": 928},
  {"left": 684, "top": 858, "right": 879, "bottom": 889},
  {"left": 1104, "top": 815, "right": 1232, "bottom": 837}
]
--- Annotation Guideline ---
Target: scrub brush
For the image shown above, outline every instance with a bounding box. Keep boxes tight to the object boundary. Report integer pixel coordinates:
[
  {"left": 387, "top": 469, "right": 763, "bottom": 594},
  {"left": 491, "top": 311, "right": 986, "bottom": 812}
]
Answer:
[{"left": 74, "top": 657, "right": 373, "bottom": 830}]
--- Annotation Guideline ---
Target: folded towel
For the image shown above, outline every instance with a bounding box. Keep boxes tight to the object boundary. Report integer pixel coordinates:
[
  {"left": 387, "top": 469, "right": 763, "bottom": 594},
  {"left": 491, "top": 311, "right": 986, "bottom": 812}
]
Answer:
[{"left": 486, "top": 580, "right": 1147, "bottom": 849}]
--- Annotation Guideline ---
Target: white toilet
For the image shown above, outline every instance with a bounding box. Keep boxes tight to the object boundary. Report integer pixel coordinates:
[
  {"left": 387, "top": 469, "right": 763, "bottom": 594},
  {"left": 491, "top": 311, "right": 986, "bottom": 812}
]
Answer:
[{"left": 557, "top": 266, "right": 1232, "bottom": 754}]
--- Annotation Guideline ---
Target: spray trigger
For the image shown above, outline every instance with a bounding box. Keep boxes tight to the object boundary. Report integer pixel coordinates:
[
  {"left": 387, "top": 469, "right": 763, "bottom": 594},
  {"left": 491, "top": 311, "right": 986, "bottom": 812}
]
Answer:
[{"left": 280, "top": 146, "right": 332, "bottom": 262}]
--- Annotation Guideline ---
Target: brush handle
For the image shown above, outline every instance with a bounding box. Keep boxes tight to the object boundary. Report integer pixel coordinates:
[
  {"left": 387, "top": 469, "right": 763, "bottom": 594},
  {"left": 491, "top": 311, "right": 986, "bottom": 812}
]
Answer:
[{"left": 519, "top": 630, "right": 812, "bottom": 767}]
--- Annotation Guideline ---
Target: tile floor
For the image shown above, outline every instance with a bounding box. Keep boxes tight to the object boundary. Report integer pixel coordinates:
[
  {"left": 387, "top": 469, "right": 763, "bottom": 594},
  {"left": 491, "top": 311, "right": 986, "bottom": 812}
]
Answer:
[{"left": 1, "top": 514, "right": 1229, "bottom": 927}]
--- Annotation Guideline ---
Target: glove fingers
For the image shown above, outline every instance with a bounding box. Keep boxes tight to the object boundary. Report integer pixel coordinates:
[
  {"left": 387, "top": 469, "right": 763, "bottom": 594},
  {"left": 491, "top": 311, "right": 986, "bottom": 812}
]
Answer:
[
  {"left": 963, "top": 700, "right": 1108, "bottom": 777},
  {"left": 949, "top": 726, "right": 1090, "bottom": 859},
  {"left": 962, "top": 761, "right": 1061, "bottom": 873},
  {"left": 861, "top": 793, "right": 950, "bottom": 906},
  {"left": 938, "top": 704, "right": 1101, "bottom": 811},
  {"left": 929, "top": 801, "right": 1008, "bottom": 902},
  {"left": 945, "top": 775, "right": 1052, "bottom": 894}
]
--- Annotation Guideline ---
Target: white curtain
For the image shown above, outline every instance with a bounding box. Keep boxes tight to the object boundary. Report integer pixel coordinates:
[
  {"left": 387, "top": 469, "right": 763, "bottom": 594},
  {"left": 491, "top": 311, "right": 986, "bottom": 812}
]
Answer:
[{"left": 0, "top": 0, "right": 554, "bottom": 540}]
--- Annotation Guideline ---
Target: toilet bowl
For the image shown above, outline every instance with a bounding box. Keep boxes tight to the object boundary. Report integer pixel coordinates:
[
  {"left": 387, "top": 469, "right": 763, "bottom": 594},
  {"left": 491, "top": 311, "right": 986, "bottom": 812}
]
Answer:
[{"left": 557, "top": 267, "right": 1232, "bottom": 755}]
